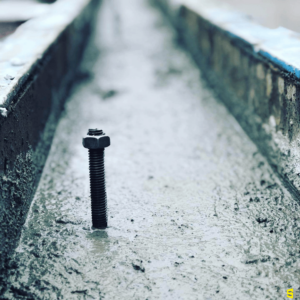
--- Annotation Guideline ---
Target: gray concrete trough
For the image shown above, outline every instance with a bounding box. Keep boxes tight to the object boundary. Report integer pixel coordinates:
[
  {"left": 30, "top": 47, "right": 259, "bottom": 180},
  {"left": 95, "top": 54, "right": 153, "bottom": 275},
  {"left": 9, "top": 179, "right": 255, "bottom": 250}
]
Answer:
[
  {"left": 2, "top": 0, "right": 300, "bottom": 298},
  {"left": 155, "top": 0, "right": 300, "bottom": 202},
  {"left": 0, "top": 0, "right": 100, "bottom": 272}
]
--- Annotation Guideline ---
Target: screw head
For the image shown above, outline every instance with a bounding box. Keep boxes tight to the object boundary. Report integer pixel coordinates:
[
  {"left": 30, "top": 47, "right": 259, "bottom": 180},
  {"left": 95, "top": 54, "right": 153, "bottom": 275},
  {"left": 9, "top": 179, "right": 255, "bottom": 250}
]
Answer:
[{"left": 83, "top": 129, "right": 110, "bottom": 149}]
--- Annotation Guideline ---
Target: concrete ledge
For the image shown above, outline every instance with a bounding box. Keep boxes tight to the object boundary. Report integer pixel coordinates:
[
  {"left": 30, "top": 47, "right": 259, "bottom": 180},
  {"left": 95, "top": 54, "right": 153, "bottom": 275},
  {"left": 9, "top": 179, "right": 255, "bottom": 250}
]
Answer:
[
  {"left": 155, "top": 0, "right": 300, "bottom": 201},
  {"left": 0, "top": 0, "right": 100, "bottom": 271}
]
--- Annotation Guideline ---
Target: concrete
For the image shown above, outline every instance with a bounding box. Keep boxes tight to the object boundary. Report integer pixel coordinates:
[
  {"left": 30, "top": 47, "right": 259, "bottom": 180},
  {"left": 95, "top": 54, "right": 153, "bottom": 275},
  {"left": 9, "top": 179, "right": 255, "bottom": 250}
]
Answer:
[
  {"left": 0, "top": 0, "right": 100, "bottom": 272},
  {"left": 219, "top": 0, "right": 300, "bottom": 32},
  {"left": 0, "top": 0, "right": 94, "bottom": 108},
  {"left": 1, "top": 0, "right": 300, "bottom": 299},
  {"left": 0, "top": 2, "right": 49, "bottom": 23},
  {"left": 155, "top": 0, "right": 300, "bottom": 206}
]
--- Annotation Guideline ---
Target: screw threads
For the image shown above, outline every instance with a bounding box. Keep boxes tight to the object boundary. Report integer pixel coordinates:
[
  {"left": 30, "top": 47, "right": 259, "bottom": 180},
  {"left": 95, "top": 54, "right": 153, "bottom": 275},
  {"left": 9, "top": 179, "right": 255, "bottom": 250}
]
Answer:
[
  {"left": 89, "top": 148, "right": 107, "bottom": 228},
  {"left": 88, "top": 129, "right": 103, "bottom": 136}
]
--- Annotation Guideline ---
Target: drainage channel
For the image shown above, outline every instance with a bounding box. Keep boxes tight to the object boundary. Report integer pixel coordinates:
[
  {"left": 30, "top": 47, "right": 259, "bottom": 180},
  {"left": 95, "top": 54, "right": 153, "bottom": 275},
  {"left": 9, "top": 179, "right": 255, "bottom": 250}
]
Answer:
[{"left": 1, "top": 0, "right": 300, "bottom": 299}]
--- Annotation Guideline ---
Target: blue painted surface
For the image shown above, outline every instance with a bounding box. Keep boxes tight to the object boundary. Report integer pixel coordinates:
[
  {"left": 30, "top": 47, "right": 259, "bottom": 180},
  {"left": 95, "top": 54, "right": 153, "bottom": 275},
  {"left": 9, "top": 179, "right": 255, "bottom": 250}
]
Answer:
[{"left": 259, "top": 50, "right": 300, "bottom": 78}]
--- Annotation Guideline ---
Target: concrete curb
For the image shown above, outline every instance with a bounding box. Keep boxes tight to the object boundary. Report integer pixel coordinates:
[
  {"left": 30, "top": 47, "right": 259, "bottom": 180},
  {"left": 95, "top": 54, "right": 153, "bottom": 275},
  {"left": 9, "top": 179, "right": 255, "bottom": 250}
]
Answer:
[
  {"left": 155, "top": 0, "right": 300, "bottom": 201},
  {"left": 0, "top": 0, "right": 100, "bottom": 271}
]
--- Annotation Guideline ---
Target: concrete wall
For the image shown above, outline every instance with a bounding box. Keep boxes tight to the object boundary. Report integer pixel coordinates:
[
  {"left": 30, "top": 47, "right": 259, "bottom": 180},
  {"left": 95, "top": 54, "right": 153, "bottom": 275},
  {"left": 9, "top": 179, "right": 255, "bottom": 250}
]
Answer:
[
  {"left": 155, "top": 0, "right": 300, "bottom": 202},
  {"left": 0, "top": 0, "right": 100, "bottom": 272}
]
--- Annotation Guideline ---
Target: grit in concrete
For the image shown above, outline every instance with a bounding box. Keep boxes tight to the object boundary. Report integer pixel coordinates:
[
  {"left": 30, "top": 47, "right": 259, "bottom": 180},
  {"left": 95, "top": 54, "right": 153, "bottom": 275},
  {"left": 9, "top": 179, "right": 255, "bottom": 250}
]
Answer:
[{"left": 2, "top": 0, "right": 300, "bottom": 299}]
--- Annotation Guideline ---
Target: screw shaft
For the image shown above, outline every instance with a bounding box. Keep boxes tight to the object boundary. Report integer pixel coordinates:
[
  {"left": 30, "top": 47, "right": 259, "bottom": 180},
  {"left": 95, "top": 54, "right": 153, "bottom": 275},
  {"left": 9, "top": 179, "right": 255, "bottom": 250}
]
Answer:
[{"left": 89, "top": 148, "right": 107, "bottom": 228}]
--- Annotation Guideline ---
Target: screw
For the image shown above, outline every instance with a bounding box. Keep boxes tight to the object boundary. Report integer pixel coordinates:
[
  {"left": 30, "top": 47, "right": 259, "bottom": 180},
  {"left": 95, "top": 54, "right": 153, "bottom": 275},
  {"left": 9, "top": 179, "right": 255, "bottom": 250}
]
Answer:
[{"left": 82, "top": 128, "right": 110, "bottom": 228}]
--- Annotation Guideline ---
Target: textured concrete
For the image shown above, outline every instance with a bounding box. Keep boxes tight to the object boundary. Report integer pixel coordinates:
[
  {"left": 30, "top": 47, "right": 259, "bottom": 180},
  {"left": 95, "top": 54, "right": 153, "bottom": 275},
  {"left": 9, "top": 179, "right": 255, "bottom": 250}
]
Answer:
[
  {"left": 1, "top": 0, "right": 300, "bottom": 299},
  {"left": 0, "top": 0, "right": 99, "bottom": 272},
  {"left": 156, "top": 0, "right": 300, "bottom": 208},
  {"left": 0, "top": 0, "right": 93, "bottom": 108}
]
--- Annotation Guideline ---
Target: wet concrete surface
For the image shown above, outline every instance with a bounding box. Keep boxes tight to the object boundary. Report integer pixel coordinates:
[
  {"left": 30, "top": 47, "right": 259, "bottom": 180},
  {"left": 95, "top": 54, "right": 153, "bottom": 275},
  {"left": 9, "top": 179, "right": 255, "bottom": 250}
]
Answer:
[{"left": 1, "top": 0, "right": 300, "bottom": 299}]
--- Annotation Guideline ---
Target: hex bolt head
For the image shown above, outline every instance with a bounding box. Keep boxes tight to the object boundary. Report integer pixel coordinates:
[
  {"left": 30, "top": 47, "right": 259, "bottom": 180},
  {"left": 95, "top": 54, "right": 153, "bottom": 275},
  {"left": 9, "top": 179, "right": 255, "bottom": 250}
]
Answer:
[
  {"left": 83, "top": 128, "right": 110, "bottom": 229},
  {"left": 82, "top": 132, "right": 110, "bottom": 149}
]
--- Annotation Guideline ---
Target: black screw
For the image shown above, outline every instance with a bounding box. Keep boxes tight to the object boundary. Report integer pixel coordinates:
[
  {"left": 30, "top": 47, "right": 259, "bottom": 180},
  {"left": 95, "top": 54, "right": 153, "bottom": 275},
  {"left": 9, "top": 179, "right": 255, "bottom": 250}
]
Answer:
[{"left": 83, "top": 128, "right": 110, "bottom": 228}]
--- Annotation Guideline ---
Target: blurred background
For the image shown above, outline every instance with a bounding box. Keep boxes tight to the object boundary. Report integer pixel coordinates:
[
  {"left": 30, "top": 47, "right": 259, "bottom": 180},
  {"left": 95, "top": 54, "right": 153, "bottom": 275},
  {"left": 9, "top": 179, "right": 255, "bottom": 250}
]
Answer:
[
  {"left": 1, "top": 0, "right": 300, "bottom": 41},
  {"left": 0, "top": 0, "right": 55, "bottom": 40},
  {"left": 219, "top": 0, "right": 300, "bottom": 31}
]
